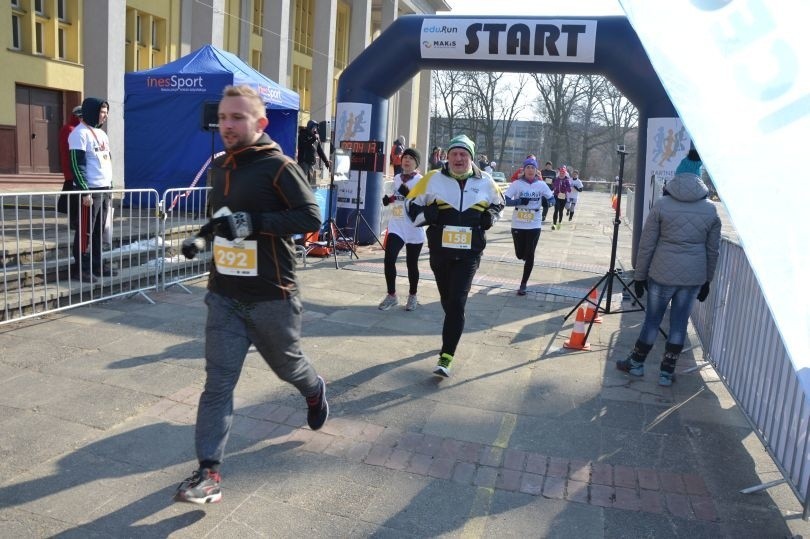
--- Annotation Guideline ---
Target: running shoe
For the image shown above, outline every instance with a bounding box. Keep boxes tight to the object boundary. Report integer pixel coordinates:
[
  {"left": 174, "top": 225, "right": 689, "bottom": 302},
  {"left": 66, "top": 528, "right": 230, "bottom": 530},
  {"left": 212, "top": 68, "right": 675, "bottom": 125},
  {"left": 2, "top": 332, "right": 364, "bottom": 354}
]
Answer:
[
  {"left": 616, "top": 357, "right": 645, "bottom": 376},
  {"left": 517, "top": 285, "right": 527, "bottom": 296},
  {"left": 378, "top": 294, "right": 399, "bottom": 310},
  {"left": 306, "top": 375, "right": 329, "bottom": 430},
  {"left": 405, "top": 294, "right": 418, "bottom": 311},
  {"left": 175, "top": 468, "right": 222, "bottom": 504},
  {"left": 658, "top": 371, "right": 675, "bottom": 387},
  {"left": 433, "top": 353, "right": 453, "bottom": 377}
]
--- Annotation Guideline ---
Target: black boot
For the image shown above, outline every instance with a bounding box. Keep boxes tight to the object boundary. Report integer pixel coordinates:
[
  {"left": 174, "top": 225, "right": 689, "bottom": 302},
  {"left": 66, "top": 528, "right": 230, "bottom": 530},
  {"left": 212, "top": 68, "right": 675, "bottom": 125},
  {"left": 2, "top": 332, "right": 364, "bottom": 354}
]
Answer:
[
  {"left": 659, "top": 342, "right": 683, "bottom": 386},
  {"left": 616, "top": 340, "right": 653, "bottom": 376}
]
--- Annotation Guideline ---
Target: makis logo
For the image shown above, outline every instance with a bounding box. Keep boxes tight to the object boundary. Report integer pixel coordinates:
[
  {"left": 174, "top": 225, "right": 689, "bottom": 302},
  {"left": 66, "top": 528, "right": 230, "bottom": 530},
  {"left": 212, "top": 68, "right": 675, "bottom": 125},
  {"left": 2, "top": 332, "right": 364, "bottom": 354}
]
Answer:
[
  {"left": 420, "top": 19, "right": 597, "bottom": 63},
  {"left": 146, "top": 75, "right": 206, "bottom": 92}
]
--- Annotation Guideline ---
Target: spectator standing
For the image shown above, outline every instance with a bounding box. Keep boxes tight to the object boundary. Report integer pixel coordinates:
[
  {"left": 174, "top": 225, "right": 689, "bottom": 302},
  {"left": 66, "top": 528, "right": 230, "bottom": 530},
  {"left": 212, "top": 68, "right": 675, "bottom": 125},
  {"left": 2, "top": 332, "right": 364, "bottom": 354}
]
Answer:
[
  {"left": 428, "top": 146, "right": 443, "bottom": 170},
  {"left": 378, "top": 148, "right": 425, "bottom": 311},
  {"left": 297, "top": 120, "right": 331, "bottom": 187},
  {"left": 616, "top": 149, "right": 721, "bottom": 387},
  {"left": 551, "top": 166, "right": 572, "bottom": 230},
  {"left": 57, "top": 106, "right": 82, "bottom": 218},
  {"left": 567, "top": 169, "right": 584, "bottom": 221},
  {"left": 405, "top": 134, "right": 504, "bottom": 377},
  {"left": 502, "top": 157, "right": 554, "bottom": 295},
  {"left": 175, "top": 85, "right": 329, "bottom": 504},
  {"left": 68, "top": 98, "right": 116, "bottom": 282},
  {"left": 390, "top": 135, "right": 405, "bottom": 175}
]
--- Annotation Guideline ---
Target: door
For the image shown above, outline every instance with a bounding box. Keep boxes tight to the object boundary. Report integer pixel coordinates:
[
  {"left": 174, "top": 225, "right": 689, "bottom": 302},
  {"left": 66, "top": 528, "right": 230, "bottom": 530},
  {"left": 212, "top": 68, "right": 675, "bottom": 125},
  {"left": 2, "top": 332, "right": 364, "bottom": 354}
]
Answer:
[{"left": 15, "top": 85, "right": 62, "bottom": 174}]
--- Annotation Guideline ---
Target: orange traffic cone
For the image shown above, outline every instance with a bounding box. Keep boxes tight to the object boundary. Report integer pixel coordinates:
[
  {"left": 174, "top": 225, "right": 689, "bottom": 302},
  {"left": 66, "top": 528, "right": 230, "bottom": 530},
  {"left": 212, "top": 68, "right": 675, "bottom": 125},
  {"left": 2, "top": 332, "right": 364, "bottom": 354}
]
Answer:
[
  {"left": 564, "top": 307, "right": 591, "bottom": 350},
  {"left": 583, "top": 289, "right": 603, "bottom": 324}
]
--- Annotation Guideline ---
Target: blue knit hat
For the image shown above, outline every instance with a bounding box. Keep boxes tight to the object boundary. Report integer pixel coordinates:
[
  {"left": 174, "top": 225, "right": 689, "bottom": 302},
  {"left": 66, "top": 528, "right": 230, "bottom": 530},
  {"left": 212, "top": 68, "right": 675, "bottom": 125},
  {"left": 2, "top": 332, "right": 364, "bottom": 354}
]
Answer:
[
  {"left": 675, "top": 155, "right": 704, "bottom": 176},
  {"left": 523, "top": 157, "right": 538, "bottom": 169}
]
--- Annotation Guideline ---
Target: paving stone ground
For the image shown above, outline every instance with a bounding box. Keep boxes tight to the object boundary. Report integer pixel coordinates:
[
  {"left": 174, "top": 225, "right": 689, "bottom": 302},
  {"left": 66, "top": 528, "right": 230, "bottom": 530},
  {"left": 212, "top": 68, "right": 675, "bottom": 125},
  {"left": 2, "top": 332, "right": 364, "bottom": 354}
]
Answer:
[{"left": 0, "top": 193, "right": 806, "bottom": 538}]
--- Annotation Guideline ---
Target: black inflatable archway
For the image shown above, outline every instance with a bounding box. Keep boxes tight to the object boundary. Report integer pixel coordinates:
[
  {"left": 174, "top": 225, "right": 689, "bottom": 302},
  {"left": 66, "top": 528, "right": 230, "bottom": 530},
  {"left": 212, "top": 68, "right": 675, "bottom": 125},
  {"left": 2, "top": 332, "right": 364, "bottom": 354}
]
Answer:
[{"left": 336, "top": 14, "right": 676, "bottom": 251}]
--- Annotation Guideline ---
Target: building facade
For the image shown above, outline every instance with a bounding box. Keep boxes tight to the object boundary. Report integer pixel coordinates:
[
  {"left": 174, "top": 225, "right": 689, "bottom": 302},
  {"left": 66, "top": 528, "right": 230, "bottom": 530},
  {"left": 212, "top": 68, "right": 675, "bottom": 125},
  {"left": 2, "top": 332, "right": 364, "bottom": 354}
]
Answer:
[{"left": 1, "top": 0, "right": 448, "bottom": 185}]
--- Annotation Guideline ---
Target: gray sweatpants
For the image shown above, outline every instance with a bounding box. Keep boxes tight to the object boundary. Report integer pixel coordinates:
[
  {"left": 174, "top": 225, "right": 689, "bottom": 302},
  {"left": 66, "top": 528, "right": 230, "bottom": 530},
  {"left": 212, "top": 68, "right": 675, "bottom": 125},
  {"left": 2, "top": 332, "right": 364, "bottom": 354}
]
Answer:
[{"left": 195, "top": 291, "right": 320, "bottom": 466}]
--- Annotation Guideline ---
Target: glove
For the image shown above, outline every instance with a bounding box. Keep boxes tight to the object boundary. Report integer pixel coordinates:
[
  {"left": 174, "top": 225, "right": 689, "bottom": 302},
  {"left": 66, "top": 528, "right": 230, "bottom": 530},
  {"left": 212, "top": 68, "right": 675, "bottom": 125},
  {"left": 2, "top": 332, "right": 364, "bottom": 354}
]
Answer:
[
  {"left": 634, "top": 279, "right": 647, "bottom": 298},
  {"left": 397, "top": 183, "right": 410, "bottom": 197},
  {"left": 519, "top": 197, "right": 531, "bottom": 206},
  {"left": 422, "top": 203, "right": 439, "bottom": 225},
  {"left": 697, "top": 281, "right": 710, "bottom": 302},
  {"left": 382, "top": 195, "right": 394, "bottom": 206},
  {"left": 481, "top": 210, "right": 494, "bottom": 230},
  {"left": 211, "top": 211, "right": 259, "bottom": 241},
  {"left": 541, "top": 198, "right": 549, "bottom": 209},
  {"left": 181, "top": 236, "right": 206, "bottom": 260}
]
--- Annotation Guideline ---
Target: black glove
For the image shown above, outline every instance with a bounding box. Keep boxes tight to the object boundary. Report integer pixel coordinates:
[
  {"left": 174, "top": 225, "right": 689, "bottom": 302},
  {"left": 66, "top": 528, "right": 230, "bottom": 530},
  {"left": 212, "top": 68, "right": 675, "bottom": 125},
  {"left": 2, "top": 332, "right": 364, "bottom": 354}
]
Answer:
[
  {"left": 519, "top": 197, "right": 531, "bottom": 206},
  {"left": 481, "top": 210, "right": 494, "bottom": 230},
  {"left": 422, "top": 203, "right": 439, "bottom": 225},
  {"left": 576, "top": 186, "right": 583, "bottom": 192},
  {"left": 697, "top": 281, "right": 710, "bottom": 302},
  {"left": 382, "top": 195, "right": 393, "bottom": 206},
  {"left": 634, "top": 279, "right": 647, "bottom": 299},
  {"left": 181, "top": 236, "right": 206, "bottom": 260},
  {"left": 211, "top": 211, "right": 259, "bottom": 241},
  {"left": 397, "top": 183, "right": 410, "bottom": 197}
]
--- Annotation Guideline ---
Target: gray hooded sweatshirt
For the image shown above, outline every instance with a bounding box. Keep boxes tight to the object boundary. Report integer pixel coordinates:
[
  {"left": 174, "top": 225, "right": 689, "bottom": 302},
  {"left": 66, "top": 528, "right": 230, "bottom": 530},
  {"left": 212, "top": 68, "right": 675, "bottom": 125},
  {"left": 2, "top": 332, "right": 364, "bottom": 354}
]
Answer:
[{"left": 634, "top": 173, "right": 721, "bottom": 286}]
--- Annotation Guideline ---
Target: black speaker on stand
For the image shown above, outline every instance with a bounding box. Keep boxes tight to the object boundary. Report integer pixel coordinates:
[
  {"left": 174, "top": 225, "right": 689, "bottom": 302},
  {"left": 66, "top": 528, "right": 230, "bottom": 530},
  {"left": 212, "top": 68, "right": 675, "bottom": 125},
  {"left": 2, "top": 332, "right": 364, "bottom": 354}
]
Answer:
[{"left": 201, "top": 101, "right": 219, "bottom": 165}]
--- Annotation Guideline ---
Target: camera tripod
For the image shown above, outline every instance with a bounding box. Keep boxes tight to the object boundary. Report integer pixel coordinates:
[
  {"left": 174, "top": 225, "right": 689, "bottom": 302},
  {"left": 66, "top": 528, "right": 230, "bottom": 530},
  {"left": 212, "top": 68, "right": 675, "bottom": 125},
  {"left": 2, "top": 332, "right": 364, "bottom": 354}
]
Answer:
[
  {"left": 323, "top": 154, "right": 358, "bottom": 269},
  {"left": 563, "top": 148, "right": 666, "bottom": 342}
]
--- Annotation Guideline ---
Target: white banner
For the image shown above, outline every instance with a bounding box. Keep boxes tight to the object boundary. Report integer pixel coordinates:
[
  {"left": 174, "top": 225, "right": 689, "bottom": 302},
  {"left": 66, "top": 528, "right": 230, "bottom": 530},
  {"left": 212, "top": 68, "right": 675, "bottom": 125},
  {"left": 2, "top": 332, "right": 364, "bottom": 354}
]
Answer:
[
  {"left": 420, "top": 19, "right": 597, "bottom": 63},
  {"left": 621, "top": 1, "right": 810, "bottom": 390}
]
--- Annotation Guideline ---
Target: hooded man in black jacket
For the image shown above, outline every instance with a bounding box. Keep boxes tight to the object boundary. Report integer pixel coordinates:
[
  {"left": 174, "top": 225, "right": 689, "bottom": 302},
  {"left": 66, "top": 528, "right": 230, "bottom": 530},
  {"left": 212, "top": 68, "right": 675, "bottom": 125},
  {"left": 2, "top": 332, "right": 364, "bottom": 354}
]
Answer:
[
  {"left": 297, "top": 119, "right": 331, "bottom": 186},
  {"left": 176, "top": 85, "right": 329, "bottom": 505}
]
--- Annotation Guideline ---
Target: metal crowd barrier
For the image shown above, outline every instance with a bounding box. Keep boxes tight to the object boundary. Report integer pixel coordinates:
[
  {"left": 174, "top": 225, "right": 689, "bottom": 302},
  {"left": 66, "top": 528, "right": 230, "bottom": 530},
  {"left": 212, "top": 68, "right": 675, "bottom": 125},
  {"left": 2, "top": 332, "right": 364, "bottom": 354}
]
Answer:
[
  {"left": 160, "top": 187, "right": 211, "bottom": 292},
  {"left": 1, "top": 188, "right": 161, "bottom": 324},
  {"left": 691, "top": 238, "right": 810, "bottom": 518}
]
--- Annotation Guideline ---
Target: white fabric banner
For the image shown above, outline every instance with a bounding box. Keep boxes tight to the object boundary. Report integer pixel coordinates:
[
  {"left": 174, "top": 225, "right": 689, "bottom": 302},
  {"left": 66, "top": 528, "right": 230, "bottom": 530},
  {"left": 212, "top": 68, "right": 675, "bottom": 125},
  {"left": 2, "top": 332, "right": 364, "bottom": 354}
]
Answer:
[{"left": 620, "top": 1, "right": 810, "bottom": 388}]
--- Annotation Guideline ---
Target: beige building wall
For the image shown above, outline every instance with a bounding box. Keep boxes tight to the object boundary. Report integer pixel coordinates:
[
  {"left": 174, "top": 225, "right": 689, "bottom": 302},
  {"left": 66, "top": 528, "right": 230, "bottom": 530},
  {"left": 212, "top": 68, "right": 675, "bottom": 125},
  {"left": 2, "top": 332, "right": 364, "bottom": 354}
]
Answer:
[{"left": 0, "top": 0, "right": 448, "bottom": 180}]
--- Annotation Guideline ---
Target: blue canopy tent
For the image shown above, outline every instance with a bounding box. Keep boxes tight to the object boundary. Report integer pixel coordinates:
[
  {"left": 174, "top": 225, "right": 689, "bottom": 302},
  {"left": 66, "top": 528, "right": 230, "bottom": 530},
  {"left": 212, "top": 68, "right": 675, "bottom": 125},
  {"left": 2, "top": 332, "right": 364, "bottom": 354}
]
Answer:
[{"left": 124, "top": 45, "right": 299, "bottom": 196}]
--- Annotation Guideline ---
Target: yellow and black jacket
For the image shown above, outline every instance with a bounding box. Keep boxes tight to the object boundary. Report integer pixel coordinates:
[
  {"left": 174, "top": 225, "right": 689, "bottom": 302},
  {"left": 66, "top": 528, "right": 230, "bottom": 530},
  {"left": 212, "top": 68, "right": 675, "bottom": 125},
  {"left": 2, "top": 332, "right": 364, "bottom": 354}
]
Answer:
[{"left": 405, "top": 164, "right": 504, "bottom": 257}]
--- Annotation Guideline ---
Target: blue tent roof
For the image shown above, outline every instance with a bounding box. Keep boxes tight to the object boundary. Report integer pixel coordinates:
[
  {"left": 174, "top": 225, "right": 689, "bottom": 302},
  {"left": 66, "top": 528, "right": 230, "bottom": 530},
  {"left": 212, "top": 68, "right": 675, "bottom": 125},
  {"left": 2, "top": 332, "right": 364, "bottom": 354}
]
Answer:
[{"left": 125, "top": 44, "right": 299, "bottom": 110}]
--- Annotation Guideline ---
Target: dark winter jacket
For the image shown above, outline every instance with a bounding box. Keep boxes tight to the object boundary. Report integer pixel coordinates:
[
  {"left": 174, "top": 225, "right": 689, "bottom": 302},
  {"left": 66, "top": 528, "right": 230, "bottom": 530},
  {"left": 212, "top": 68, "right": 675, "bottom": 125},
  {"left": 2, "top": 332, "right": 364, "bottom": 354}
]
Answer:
[
  {"left": 207, "top": 133, "right": 322, "bottom": 302},
  {"left": 634, "top": 172, "right": 721, "bottom": 286},
  {"left": 297, "top": 120, "right": 328, "bottom": 165}
]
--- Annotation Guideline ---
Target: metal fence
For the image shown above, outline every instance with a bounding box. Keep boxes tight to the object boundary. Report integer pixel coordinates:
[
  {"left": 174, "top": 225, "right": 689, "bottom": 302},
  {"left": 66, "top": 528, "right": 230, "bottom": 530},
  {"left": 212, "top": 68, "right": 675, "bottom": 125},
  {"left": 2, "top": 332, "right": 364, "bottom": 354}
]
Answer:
[
  {"left": 160, "top": 186, "right": 212, "bottom": 292},
  {"left": 691, "top": 238, "right": 810, "bottom": 517},
  {"left": 1, "top": 189, "right": 161, "bottom": 323}
]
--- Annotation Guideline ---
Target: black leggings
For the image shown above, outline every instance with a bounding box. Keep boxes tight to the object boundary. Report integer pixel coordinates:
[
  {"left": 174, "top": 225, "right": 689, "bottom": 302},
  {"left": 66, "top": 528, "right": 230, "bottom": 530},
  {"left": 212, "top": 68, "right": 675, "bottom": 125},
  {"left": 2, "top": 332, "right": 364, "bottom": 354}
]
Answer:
[
  {"left": 553, "top": 197, "right": 566, "bottom": 224},
  {"left": 511, "top": 228, "right": 541, "bottom": 285},
  {"left": 384, "top": 233, "right": 423, "bottom": 295},
  {"left": 430, "top": 254, "right": 481, "bottom": 357}
]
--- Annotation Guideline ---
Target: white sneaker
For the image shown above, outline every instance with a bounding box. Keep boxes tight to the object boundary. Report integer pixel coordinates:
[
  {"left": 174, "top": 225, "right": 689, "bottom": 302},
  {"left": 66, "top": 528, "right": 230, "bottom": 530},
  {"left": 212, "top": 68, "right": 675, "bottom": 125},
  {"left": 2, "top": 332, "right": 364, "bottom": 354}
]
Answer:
[
  {"left": 378, "top": 294, "right": 399, "bottom": 310},
  {"left": 405, "top": 294, "right": 418, "bottom": 311}
]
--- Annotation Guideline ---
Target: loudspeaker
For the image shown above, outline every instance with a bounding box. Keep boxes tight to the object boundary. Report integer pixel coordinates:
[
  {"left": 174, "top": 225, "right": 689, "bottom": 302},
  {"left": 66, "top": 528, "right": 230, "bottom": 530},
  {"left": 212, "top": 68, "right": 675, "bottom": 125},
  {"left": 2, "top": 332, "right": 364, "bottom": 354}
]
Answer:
[
  {"left": 201, "top": 102, "right": 219, "bottom": 131},
  {"left": 318, "top": 120, "right": 331, "bottom": 142}
]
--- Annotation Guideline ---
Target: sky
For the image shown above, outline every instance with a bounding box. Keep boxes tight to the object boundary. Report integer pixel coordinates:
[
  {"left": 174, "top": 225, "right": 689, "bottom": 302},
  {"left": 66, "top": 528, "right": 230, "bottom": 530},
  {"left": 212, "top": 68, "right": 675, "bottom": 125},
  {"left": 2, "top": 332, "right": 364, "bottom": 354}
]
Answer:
[{"left": 441, "top": 0, "right": 624, "bottom": 17}]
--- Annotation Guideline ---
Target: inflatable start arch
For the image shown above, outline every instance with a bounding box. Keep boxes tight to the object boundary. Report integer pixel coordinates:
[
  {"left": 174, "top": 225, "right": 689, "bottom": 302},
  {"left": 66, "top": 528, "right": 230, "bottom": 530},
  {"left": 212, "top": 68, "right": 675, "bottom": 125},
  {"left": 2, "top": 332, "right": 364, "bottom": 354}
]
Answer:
[{"left": 335, "top": 14, "right": 684, "bottom": 254}]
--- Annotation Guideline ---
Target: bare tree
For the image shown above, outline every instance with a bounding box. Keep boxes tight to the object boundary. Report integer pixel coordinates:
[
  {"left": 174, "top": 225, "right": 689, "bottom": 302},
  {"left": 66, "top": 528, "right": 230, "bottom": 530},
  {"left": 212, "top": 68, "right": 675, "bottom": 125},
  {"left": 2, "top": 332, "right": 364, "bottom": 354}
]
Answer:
[
  {"left": 530, "top": 73, "right": 586, "bottom": 166},
  {"left": 432, "top": 70, "right": 468, "bottom": 140},
  {"left": 595, "top": 83, "right": 639, "bottom": 180}
]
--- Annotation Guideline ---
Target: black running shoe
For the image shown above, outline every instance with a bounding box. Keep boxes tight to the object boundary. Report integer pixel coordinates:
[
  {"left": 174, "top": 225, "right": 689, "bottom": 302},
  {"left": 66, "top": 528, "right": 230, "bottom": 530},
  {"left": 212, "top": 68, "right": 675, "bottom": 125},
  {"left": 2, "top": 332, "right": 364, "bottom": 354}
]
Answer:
[
  {"left": 306, "top": 376, "right": 329, "bottom": 430},
  {"left": 175, "top": 468, "right": 222, "bottom": 504}
]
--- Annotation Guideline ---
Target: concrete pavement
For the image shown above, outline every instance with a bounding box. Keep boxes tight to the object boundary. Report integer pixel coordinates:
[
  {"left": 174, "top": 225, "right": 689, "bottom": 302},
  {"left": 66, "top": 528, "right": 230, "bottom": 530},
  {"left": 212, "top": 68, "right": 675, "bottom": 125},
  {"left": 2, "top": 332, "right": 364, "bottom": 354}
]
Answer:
[{"left": 0, "top": 192, "right": 806, "bottom": 538}]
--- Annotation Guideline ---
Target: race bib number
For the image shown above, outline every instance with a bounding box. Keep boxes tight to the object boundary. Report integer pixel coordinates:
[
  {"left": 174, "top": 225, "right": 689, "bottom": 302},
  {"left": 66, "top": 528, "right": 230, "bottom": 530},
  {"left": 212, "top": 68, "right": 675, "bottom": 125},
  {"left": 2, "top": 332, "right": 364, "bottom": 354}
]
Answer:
[
  {"left": 213, "top": 237, "right": 258, "bottom": 276},
  {"left": 392, "top": 203, "right": 404, "bottom": 218},
  {"left": 556, "top": 192, "right": 566, "bottom": 199},
  {"left": 441, "top": 226, "right": 472, "bottom": 249},
  {"left": 516, "top": 210, "right": 535, "bottom": 222}
]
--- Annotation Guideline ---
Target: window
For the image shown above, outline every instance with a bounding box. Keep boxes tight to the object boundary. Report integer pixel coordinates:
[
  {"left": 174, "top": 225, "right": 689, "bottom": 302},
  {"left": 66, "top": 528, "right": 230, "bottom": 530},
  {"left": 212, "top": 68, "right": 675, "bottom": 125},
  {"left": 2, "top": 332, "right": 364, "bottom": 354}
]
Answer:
[
  {"left": 34, "top": 0, "right": 43, "bottom": 15},
  {"left": 11, "top": 0, "right": 21, "bottom": 8},
  {"left": 11, "top": 15, "right": 20, "bottom": 49},
  {"left": 35, "top": 22, "right": 43, "bottom": 53},
  {"left": 151, "top": 19, "right": 157, "bottom": 48},
  {"left": 135, "top": 15, "right": 141, "bottom": 44},
  {"left": 57, "top": 0, "right": 66, "bottom": 20},
  {"left": 252, "top": 0, "right": 263, "bottom": 35},
  {"left": 58, "top": 28, "right": 65, "bottom": 58}
]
